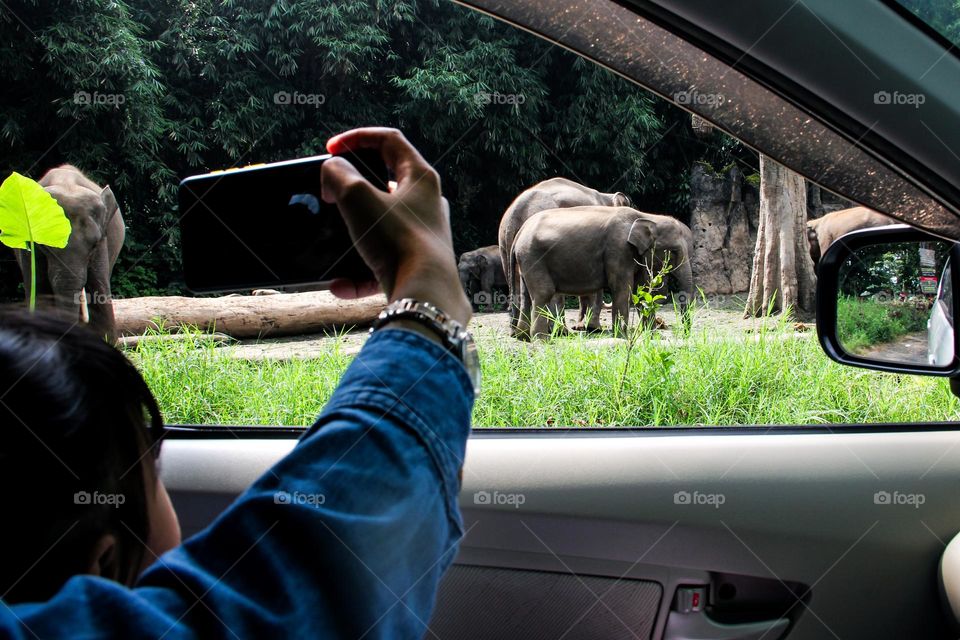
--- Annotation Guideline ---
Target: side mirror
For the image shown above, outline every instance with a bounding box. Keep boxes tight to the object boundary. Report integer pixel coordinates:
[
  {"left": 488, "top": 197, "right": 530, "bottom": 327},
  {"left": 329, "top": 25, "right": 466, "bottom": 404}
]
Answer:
[{"left": 817, "top": 224, "right": 960, "bottom": 383}]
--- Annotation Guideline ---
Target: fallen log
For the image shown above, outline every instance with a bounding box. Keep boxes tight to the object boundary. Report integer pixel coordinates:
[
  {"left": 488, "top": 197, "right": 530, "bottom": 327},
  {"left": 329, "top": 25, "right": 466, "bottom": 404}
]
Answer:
[
  {"left": 113, "top": 291, "right": 387, "bottom": 339},
  {"left": 116, "top": 332, "right": 235, "bottom": 349}
]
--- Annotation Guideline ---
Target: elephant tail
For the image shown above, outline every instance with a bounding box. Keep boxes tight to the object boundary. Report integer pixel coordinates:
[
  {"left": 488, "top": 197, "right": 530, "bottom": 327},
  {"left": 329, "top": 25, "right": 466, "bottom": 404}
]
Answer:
[
  {"left": 807, "top": 225, "right": 822, "bottom": 273},
  {"left": 508, "top": 239, "right": 519, "bottom": 312},
  {"left": 507, "top": 236, "right": 527, "bottom": 337}
]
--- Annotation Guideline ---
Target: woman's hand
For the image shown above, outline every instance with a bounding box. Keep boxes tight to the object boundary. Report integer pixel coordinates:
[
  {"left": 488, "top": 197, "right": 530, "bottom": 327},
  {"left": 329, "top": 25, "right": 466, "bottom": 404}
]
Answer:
[{"left": 321, "top": 128, "right": 471, "bottom": 327}]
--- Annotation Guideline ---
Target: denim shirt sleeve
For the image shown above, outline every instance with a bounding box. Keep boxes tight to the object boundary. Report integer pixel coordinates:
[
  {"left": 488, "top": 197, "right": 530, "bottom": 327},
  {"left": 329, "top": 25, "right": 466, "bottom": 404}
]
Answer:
[{"left": 1, "top": 328, "right": 475, "bottom": 639}]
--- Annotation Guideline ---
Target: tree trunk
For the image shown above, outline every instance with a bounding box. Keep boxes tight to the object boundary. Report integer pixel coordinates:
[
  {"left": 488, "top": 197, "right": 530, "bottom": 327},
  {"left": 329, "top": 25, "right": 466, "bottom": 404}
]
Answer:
[
  {"left": 113, "top": 291, "right": 387, "bottom": 339},
  {"left": 744, "top": 155, "right": 816, "bottom": 317}
]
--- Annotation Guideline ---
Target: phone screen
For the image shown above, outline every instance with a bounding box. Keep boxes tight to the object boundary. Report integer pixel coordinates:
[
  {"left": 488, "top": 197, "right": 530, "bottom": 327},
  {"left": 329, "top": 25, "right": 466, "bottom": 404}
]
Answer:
[{"left": 178, "top": 150, "right": 387, "bottom": 293}]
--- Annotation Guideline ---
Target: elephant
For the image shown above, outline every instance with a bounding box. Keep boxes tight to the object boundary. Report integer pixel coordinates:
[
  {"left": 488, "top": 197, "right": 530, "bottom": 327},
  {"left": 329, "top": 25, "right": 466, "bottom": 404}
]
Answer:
[
  {"left": 498, "top": 177, "right": 632, "bottom": 335},
  {"left": 510, "top": 206, "right": 694, "bottom": 339},
  {"left": 579, "top": 210, "right": 695, "bottom": 329},
  {"left": 13, "top": 165, "right": 125, "bottom": 340},
  {"left": 458, "top": 245, "right": 507, "bottom": 307},
  {"left": 806, "top": 206, "right": 897, "bottom": 272}
]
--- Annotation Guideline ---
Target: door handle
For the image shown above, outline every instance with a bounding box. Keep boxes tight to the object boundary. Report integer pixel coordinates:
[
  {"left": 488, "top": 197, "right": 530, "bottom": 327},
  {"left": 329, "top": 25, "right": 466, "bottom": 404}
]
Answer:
[{"left": 664, "top": 610, "right": 789, "bottom": 640}]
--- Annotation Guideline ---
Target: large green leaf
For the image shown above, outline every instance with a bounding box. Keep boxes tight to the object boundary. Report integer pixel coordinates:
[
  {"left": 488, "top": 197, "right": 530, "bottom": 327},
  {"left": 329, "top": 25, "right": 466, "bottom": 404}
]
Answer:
[{"left": 0, "top": 172, "right": 72, "bottom": 250}]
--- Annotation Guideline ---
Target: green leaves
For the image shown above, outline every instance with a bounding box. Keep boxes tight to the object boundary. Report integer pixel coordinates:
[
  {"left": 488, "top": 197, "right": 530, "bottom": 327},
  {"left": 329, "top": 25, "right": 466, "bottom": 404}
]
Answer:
[
  {"left": 632, "top": 265, "right": 669, "bottom": 319},
  {"left": 0, "top": 172, "right": 71, "bottom": 250}
]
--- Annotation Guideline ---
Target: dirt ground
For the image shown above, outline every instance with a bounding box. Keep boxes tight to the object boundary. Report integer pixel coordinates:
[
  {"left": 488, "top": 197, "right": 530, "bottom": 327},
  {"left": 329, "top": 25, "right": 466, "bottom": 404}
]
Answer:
[
  {"left": 225, "top": 295, "right": 808, "bottom": 360},
  {"left": 858, "top": 331, "right": 930, "bottom": 365}
]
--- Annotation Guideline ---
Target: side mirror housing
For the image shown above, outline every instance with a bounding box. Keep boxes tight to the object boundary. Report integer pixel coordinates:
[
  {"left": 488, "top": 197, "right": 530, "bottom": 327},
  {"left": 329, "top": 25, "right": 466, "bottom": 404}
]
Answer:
[{"left": 816, "top": 224, "right": 960, "bottom": 380}]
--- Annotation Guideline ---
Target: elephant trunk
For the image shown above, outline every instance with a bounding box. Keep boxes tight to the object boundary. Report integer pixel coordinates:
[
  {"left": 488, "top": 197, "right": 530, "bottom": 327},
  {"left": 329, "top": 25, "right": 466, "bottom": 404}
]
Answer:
[{"left": 458, "top": 268, "right": 472, "bottom": 298}]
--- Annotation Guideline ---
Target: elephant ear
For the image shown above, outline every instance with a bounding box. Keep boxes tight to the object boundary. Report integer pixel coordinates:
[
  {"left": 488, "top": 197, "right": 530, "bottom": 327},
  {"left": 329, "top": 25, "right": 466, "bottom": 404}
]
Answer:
[
  {"left": 100, "top": 185, "right": 119, "bottom": 227},
  {"left": 613, "top": 192, "right": 632, "bottom": 208},
  {"left": 627, "top": 218, "right": 655, "bottom": 254}
]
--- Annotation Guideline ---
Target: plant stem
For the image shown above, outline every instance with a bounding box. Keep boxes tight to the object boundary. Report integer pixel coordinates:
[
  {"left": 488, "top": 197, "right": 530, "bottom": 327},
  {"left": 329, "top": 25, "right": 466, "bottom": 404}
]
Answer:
[{"left": 29, "top": 241, "right": 36, "bottom": 311}]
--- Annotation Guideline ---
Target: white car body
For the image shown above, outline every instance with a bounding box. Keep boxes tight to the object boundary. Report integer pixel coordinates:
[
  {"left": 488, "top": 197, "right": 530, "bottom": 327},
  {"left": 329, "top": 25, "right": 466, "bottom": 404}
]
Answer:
[{"left": 928, "top": 258, "right": 954, "bottom": 366}]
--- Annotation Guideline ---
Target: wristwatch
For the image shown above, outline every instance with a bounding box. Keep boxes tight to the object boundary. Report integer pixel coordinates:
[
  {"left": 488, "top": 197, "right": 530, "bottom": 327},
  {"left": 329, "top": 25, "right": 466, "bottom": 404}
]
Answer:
[{"left": 370, "top": 298, "right": 481, "bottom": 395}]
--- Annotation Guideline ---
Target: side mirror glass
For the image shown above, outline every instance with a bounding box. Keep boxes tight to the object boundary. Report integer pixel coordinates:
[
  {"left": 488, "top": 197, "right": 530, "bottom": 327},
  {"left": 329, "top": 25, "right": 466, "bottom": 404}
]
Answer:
[{"left": 817, "top": 224, "right": 960, "bottom": 377}]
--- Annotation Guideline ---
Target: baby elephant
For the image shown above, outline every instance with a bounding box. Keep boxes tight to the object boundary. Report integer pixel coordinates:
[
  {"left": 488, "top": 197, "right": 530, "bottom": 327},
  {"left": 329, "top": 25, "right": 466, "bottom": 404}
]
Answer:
[
  {"left": 510, "top": 206, "right": 693, "bottom": 339},
  {"left": 13, "top": 165, "right": 125, "bottom": 340},
  {"left": 458, "top": 245, "right": 507, "bottom": 307}
]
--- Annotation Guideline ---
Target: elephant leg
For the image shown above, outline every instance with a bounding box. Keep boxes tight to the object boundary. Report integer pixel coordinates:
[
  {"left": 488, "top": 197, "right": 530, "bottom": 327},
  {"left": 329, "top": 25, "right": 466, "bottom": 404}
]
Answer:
[
  {"left": 591, "top": 292, "right": 604, "bottom": 329},
  {"left": 531, "top": 293, "right": 557, "bottom": 339},
  {"left": 546, "top": 295, "right": 569, "bottom": 336},
  {"left": 587, "top": 292, "right": 603, "bottom": 331},
  {"left": 522, "top": 273, "right": 558, "bottom": 339},
  {"left": 573, "top": 296, "right": 588, "bottom": 331},
  {"left": 85, "top": 239, "right": 117, "bottom": 342},
  {"left": 611, "top": 286, "right": 631, "bottom": 337},
  {"left": 573, "top": 292, "right": 602, "bottom": 332}
]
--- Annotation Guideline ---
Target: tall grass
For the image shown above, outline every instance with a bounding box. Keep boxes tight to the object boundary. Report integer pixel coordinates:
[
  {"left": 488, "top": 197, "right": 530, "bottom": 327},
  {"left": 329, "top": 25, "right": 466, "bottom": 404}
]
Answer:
[
  {"left": 837, "top": 296, "right": 929, "bottom": 353},
  {"left": 129, "top": 320, "right": 959, "bottom": 427},
  {"left": 131, "top": 331, "right": 353, "bottom": 426},
  {"left": 475, "top": 323, "right": 957, "bottom": 426}
]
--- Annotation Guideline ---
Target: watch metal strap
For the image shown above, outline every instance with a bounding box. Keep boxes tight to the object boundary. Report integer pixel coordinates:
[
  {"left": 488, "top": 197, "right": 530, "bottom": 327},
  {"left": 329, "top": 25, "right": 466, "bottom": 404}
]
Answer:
[{"left": 371, "top": 299, "right": 463, "bottom": 346}]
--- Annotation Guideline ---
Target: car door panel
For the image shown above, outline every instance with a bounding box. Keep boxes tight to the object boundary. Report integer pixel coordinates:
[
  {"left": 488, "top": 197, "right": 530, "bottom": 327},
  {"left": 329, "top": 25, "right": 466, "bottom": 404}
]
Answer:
[{"left": 161, "top": 428, "right": 960, "bottom": 638}]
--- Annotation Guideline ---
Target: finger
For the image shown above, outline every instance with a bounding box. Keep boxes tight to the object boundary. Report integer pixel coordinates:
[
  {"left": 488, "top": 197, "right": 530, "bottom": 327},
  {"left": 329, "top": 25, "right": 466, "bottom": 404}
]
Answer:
[
  {"left": 320, "top": 156, "right": 379, "bottom": 206},
  {"left": 329, "top": 278, "right": 382, "bottom": 299},
  {"left": 326, "top": 128, "right": 430, "bottom": 188},
  {"left": 327, "top": 127, "right": 407, "bottom": 156}
]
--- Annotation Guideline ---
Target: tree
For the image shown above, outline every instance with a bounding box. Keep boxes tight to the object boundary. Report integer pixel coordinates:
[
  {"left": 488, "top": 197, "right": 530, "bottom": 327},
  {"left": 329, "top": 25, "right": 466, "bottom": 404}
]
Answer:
[
  {"left": 744, "top": 155, "right": 816, "bottom": 317},
  {"left": 1, "top": 0, "right": 739, "bottom": 300}
]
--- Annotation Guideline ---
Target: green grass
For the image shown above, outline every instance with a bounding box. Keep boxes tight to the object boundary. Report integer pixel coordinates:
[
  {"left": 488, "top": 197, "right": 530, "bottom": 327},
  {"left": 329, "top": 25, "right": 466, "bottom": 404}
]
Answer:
[
  {"left": 131, "top": 332, "right": 354, "bottom": 426},
  {"left": 129, "top": 319, "right": 959, "bottom": 427},
  {"left": 837, "top": 296, "right": 929, "bottom": 353}
]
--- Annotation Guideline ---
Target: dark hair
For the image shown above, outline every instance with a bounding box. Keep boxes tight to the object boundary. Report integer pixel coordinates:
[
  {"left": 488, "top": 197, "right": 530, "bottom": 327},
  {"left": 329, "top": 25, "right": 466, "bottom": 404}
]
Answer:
[{"left": 0, "top": 309, "right": 164, "bottom": 603}]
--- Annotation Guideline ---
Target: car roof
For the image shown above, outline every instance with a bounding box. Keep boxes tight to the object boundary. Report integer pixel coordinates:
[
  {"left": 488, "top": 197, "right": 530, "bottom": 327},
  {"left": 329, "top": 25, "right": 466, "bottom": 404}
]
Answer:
[{"left": 460, "top": 0, "right": 960, "bottom": 240}]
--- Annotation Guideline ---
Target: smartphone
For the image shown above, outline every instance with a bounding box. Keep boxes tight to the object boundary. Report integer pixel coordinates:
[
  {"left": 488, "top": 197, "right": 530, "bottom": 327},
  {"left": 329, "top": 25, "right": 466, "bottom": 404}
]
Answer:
[{"left": 178, "top": 150, "right": 388, "bottom": 293}]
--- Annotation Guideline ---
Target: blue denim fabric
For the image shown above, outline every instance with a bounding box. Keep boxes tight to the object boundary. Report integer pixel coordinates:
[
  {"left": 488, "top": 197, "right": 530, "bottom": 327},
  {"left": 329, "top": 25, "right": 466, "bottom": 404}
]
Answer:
[{"left": 2, "top": 328, "right": 475, "bottom": 639}]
